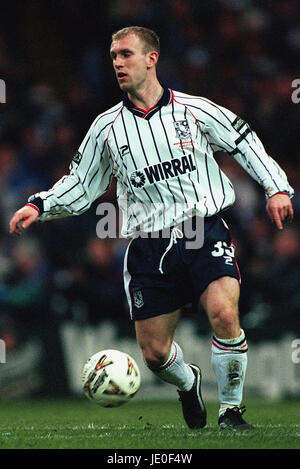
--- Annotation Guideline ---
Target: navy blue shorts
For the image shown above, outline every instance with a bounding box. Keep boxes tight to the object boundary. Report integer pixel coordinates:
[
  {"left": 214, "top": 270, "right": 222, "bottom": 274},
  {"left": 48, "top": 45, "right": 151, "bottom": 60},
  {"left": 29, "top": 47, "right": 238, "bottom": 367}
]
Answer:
[{"left": 123, "top": 216, "right": 241, "bottom": 320}]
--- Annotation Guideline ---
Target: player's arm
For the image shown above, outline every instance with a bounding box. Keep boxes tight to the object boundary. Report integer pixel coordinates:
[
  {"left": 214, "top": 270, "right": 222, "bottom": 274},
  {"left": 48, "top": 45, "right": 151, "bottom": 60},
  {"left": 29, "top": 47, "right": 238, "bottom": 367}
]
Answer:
[
  {"left": 202, "top": 100, "right": 294, "bottom": 229},
  {"left": 9, "top": 118, "right": 112, "bottom": 235}
]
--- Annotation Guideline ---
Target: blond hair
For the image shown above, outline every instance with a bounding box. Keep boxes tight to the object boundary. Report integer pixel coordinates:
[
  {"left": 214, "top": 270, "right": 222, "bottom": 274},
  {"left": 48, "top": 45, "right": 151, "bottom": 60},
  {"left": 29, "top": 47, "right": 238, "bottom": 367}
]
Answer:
[{"left": 111, "top": 26, "right": 160, "bottom": 55}]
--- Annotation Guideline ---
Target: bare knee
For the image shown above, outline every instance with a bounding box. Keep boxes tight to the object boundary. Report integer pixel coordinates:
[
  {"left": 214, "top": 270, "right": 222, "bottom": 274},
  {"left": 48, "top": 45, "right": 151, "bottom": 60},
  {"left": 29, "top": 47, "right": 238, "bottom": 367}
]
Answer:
[
  {"left": 138, "top": 339, "right": 171, "bottom": 370},
  {"left": 209, "top": 305, "right": 240, "bottom": 338},
  {"left": 200, "top": 277, "right": 241, "bottom": 339},
  {"left": 134, "top": 310, "right": 181, "bottom": 370}
]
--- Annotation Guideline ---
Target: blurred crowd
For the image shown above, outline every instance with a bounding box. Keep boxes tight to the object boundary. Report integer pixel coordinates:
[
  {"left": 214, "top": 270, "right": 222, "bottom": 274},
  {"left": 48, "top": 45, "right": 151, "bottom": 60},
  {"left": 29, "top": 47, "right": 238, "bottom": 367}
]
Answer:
[{"left": 0, "top": 0, "right": 300, "bottom": 347}]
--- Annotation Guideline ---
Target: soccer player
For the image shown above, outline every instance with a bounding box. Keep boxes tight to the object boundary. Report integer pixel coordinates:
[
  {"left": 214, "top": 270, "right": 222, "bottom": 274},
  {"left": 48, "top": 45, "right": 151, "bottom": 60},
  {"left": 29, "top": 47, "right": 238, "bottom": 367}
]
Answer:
[{"left": 9, "top": 26, "right": 294, "bottom": 430}]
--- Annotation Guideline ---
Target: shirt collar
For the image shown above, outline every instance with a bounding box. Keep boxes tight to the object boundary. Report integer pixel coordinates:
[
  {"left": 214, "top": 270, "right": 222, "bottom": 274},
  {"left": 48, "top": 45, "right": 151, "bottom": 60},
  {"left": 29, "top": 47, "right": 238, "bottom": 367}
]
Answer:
[{"left": 122, "top": 85, "right": 173, "bottom": 119}]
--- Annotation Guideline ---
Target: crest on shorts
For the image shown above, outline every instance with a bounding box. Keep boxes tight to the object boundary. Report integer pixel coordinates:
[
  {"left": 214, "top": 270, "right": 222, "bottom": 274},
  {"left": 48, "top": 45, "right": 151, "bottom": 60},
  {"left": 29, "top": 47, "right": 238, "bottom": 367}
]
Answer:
[
  {"left": 133, "top": 290, "right": 144, "bottom": 309},
  {"left": 174, "top": 120, "right": 191, "bottom": 139}
]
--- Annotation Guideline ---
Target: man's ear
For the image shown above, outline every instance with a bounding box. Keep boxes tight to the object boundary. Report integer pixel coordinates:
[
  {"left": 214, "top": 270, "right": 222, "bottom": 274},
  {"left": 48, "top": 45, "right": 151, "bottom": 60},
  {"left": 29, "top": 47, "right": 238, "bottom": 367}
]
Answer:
[{"left": 146, "top": 50, "right": 159, "bottom": 69}]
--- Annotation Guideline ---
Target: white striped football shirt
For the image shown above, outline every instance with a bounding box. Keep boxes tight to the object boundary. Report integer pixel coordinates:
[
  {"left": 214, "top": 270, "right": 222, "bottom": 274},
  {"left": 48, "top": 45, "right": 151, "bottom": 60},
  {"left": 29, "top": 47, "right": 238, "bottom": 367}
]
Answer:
[{"left": 30, "top": 86, "right": 294, "bottom": 238}]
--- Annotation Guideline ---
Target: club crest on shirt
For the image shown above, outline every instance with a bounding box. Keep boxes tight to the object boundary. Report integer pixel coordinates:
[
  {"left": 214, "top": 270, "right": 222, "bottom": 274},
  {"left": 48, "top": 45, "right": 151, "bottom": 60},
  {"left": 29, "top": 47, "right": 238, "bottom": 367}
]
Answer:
[{"left": 173, "top": 119, "right": 191, "bottom": 139}]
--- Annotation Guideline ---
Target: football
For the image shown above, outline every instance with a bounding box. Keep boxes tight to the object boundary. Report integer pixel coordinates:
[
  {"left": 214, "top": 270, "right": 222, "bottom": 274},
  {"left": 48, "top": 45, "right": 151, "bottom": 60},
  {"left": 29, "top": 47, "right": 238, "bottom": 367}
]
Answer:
[{"left": 82, "top": 349, "right": 141, "bottom": 407}]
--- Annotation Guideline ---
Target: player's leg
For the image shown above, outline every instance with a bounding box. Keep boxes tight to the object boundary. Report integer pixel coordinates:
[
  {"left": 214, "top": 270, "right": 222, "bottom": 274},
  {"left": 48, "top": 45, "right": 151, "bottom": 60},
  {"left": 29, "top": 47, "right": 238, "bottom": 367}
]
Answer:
[
  {"left": 124, "top": 233, "right": 206, "bottom": 428},
  {"left": 200, "top": 275, "right": 252, "bottom": 429},
  {"left": 135, "top": 308, "right": 194, "bottom": 389},
  {"left": 135, "top": 309, "right": 206, "bottom": 428},
  {"left": 200, "top": 275, "right": 241, "bottom": 339},
  {"left": 125, "top": 236, "right": 195, "bottom": 393}
]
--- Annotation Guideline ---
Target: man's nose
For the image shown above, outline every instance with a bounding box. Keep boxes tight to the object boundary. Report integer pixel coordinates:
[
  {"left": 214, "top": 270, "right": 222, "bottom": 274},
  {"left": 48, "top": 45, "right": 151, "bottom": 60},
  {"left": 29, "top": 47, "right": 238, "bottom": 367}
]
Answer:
[{"left": 114, "top": 56, "right": 123, "bottom": 69}]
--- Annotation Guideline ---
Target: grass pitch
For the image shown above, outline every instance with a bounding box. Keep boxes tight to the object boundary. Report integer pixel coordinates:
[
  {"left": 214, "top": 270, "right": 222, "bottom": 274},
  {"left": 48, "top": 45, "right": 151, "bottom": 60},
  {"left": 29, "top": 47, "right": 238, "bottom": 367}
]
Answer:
[{"left": 0, "top": 398, "right": 299, "bottom": 450}]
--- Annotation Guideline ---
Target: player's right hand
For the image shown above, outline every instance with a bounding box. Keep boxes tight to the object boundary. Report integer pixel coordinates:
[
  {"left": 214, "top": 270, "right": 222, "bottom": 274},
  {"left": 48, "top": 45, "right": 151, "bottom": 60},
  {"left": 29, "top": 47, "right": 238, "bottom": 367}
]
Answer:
[{"left": 9, "top": 205, "right": 39, "bottom": 236}]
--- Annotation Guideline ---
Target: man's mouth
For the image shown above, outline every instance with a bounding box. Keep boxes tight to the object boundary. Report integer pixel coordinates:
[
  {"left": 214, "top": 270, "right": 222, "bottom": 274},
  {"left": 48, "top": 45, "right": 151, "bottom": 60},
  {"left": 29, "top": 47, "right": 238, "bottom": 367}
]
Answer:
[{"left": 117, "top": 72, "right": 127, "bottom": 79}]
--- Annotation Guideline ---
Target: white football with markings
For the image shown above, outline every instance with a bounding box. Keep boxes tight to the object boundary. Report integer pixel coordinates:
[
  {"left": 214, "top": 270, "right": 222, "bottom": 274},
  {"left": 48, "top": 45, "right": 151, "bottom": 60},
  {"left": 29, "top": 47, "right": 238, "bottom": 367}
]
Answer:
[{"left": 82, "top": 349, "right": 141, "bottom": 407}]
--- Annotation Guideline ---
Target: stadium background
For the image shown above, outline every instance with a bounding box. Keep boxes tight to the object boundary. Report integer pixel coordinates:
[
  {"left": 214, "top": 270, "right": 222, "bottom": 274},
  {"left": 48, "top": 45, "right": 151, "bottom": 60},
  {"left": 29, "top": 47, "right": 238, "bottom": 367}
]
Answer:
[{"left": 0, "top": 0, "right": 300, "bottom": 401}]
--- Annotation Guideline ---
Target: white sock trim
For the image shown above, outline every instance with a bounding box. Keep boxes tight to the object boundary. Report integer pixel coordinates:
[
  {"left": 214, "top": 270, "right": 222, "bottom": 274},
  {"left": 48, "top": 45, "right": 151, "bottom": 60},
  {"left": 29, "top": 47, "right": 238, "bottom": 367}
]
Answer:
[
  {"left": 154, "top": 342, "right": 195, "bottom": 392},
  {"left": 212, "top": 329, "right": 248, "bottom": 353},
  {"left": 214, "top": 329, "right": 245, "bottom": 345}
]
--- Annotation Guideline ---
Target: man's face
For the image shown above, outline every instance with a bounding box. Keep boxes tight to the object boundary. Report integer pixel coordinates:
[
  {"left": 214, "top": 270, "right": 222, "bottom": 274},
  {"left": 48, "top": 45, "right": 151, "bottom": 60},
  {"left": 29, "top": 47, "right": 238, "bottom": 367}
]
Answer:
[{"left": 110, "top": 34, "right": 150, "bottom": 94}]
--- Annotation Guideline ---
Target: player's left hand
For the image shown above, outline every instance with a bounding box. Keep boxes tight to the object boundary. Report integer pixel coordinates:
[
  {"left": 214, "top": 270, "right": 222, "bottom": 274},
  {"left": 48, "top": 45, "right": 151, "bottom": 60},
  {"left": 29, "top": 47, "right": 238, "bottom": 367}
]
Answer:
[{"left": 266, "top": 193, "right": 294, "bottom": 230}]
